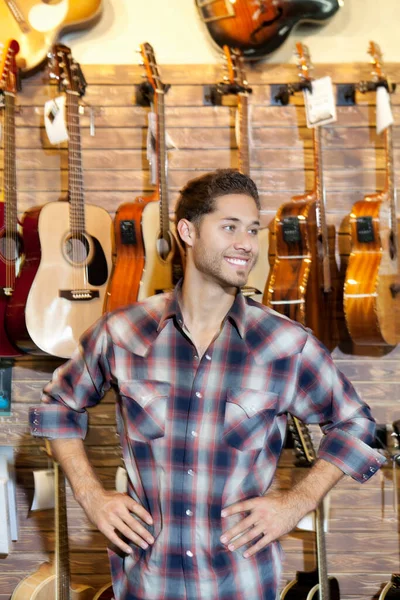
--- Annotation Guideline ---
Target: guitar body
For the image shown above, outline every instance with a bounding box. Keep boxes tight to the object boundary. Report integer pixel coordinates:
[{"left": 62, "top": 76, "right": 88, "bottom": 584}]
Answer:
[
  {"left": 11, "top": 562, "right": 94, "bottom": 600},
  {"left": 344, "top": 195, "right": 400, "bottom": 346},
  {"left": 106, "top": 196, "right": 181, "bottom": 312},
  {"left": 379, "top": 575, "right": 400, "bottom": 599},
  {"left": 196, "top": 0, "right": 340, "bottom": 58},
  {"left": 281, "top": 569, "right": 340, "bottom": 599},
  {"left": 17, "top": 201, "right": 112, "bottom": 358},
  {"left": 264, "top": 195, "right": 339, "bottom": 351},
  {"left": 93, "top": 583, "right": 115, "bottom": 600},
  {"left": 5, "top": 206, "right": 43, "bottom": 354},
  {"left": 0, "top": 202, "right": 21, "bottom": 356},
  {"left": 0, "top": 0, "right": 102, "bottom": 74}
]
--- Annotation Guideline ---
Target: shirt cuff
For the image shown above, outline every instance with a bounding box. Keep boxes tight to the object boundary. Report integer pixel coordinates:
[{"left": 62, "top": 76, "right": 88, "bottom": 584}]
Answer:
[
  {"left": 318, "top": 429, "right": 386, "bottom": 483},
  {"left": 29, "top": 405, "right": 88, "bottom": 439}
]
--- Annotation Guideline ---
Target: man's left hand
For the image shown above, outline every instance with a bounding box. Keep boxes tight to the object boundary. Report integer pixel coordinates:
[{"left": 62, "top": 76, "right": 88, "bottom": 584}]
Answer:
[{"left": 220, "top": 491, "right": 308, "bottom": 558}]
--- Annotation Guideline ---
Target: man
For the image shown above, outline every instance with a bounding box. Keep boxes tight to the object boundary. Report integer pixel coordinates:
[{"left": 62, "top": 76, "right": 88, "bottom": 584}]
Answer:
[{"left": 30, "top": 169, "right": 385, "bottom": 600}]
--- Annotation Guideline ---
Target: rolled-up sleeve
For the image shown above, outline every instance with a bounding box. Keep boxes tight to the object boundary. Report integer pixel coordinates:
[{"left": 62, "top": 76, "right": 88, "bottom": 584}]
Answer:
[
  {"left": 29, "top": 314, "right": 112, "bottom": 440},
  {"left": 287, "top": 334, "right": 386, "bottom": 482}
]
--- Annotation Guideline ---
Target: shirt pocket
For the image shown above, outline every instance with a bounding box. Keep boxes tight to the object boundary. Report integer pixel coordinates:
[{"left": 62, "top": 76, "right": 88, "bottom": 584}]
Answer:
[
  {"left": 119, "top": 380, "right": 170, "bottom": 442},
  {"left": 223, "top": 388, "right": 278, "bottom": 451}
]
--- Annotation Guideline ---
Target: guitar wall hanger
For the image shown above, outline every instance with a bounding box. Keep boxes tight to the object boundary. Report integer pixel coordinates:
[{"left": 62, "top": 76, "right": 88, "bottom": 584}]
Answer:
[
  {"left": 203, "top": 81, "right": 252, "bottom": 106},
  {"left": 136, "top": 81, "right": 171, "bottom": 107},
  {"left": 271, "top": 81, "right": 312, "bottom": 106}
]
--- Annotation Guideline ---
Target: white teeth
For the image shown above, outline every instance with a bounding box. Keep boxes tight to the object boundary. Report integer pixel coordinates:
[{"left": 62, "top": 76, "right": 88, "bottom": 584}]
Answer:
[{"left": 226, "top": 258, "right": 247, "bottom": 266}]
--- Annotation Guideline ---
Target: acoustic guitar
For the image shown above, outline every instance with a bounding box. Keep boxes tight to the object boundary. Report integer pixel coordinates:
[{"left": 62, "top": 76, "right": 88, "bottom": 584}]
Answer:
[
  {"left": 281, "top": 416, "right": 341, "bottom": 600},
  {"left": 263, "top": 42, "right": 339, "bottom": 352},
  {"left": 0, "top": 39, "right": 22, "bottom": 357},
  {"left": 221, "top": 45, "right": 270, "bottom": 302},
  {"left": 343, "top": 42, "right": 400, "bottom": 346},
  {"left": 0, "top": 0, "right": 103, "bottom": 75},
  {"left": 105, "top": 42, "right": 183, "bottom": 312},
  {"left": 6, "top": 44, "right": 113, "bottom": 358},
  {"left": 195, "top": 0, "right": 341, "bottom": 59},
  {"left": 11, "top": 455, "right": 94, "bottom": 599}
]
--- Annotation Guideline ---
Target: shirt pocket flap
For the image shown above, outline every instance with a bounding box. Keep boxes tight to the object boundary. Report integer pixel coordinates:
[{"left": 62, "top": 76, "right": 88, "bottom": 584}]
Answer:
[
  {"left": 227, "top": 388, "right": 279, "bottom": 418},
  {"left": 119, "top": 380, "right": 171, "bottom": 441}
]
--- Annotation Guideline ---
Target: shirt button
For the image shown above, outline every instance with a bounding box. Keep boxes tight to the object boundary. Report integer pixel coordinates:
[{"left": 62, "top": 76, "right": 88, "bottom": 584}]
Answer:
[
  {"left": 187, "top": 469, "right": 195, "bottom": 476},
  {"left": 186, "top": 509, "right": 193, "bottom": 516},
  {"left": 205, "top": 354, "right": 211, "bottom": 361},
  {"left": 186, "top": 551, "right": 194, "bottom": 557},
  {"left": 195, "top": 392, "right": 202, "bottom": 398},
  {"left": 194, "top": 354, "right": 199, "bottom": 360},
  {"left": 178, "top": 319, "right": 183, "bottom": 325},
  {"left": 369, "top": 467, "right": 376, "bottom": 473},
  {"left": 191, "top": 430, "right": 198, "bottom": 437},
  {"left": 362, "top": 473, "right": 368, "bottom": 480}
]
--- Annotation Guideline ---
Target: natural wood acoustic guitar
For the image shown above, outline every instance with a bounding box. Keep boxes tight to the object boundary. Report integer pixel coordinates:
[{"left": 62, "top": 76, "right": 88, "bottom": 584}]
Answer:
[
  {"left": 0, "top": 39, "right": 22, "bottom": 357},
  {"left": 220, "top": 45, "right": 270, "bottom": 302},
  {"left": 281, "top": 416, "right": 341, "bottom": 600},
  {"left": 195, "top": 0, "right": 341, "bottom": 59},
  {"left": 343, "top": 42, "right": 400, "bottom": 346},
  {"left": 6, "top": 45, "right": 113, "bottom": 358},
  {"left": 0, "top": 0, "right": 103, "bottom": 75},
  {"left": 105, "top": 43, "right": 183, "bottom": 312},
  {"left": 263, "top": 43, "right": 339, "bottom": 351},
  {"left": 11, "top": 455, "right": 94, "bottom": 600}
]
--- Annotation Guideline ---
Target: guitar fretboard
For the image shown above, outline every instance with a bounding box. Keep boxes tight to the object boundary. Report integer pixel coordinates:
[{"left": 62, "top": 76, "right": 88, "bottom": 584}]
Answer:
[
  {"left": 66, "top": 91, "right": 86, "bottom": 235},
  {"left": 238, "top": 93, "right": 250, "bottom": 176},
  {"left": 313, "top": 126, "right": 332, "bottom": 292},
  {"left": 55, "top": 461, "right": 71, "bottom": 600},
  {"left": 155, "top": 90, "right": 170, "bottom": 242}
]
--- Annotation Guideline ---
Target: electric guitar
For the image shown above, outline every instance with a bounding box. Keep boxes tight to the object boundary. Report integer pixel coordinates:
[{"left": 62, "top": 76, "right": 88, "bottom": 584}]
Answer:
[
  {"left": 105, "top": 42, "right": 183, "bottom": 312},
  {"left": 281, "top": 416, "right": 341, "bottom": 600},
  {"left": 343, "top": 42, "right": 400, "bottom": 346},
  {"left": 195, "top": 0, "right": 341, "bottom": 59},
  {"left": 0, "top": 0, "right": 103, "bottom": 75},
  {"left": 221, "top": 45, "right": 270, "bottom": 302},
  {"left": 263, "top": 42, "right": 340, "bottom": 352},
  {"left": 0, "top": 39, "right": 22, "bottom": 357},
  {"left": 6, "top": 44, "right": 113, "bottom": 358},
  {"left": 11, "top": 453, "right": 94, "bottom": 599}
]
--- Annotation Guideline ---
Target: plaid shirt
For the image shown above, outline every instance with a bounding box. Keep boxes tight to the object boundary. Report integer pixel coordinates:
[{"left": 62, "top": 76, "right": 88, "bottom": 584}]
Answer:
[{"left": 30, "top": 286, "right": 385, "bottom": 600}]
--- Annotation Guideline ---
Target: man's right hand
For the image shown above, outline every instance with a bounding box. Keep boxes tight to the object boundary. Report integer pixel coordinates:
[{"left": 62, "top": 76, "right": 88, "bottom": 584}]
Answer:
[{"left": 81, "top": 489, "right": 155, "bottom": 554}]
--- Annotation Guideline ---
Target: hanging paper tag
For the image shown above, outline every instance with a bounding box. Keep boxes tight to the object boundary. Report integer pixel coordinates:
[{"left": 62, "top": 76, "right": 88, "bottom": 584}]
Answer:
[
  {"left": 304, "top": 76, "right": 337, "bottom": 128},
  {"left": 296, "top": 494, "right": 330, "bottom": 533},
  {"left": 376, "top": 86, "right": 394, "bottom": 135},
  {"left": 146, "top": 111, "right": 177, "bottom": 185},
  {"left": 44, "top": 95, "right": 69, "bottom": 145},
  {"left": 31, "top": 469, "right": 55, "bottom": 511},
  {"left": 115, "top": 466, "right": 128, "bottom": 494}
]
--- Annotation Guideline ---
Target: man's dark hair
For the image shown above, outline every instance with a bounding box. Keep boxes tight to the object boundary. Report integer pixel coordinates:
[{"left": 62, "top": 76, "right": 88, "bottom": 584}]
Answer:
[{"left": 175, "top": 169, "right": 260, "bottom": 230}]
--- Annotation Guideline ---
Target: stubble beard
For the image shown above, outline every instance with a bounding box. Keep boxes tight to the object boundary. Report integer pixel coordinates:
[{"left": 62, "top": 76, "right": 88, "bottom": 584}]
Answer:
[{"left": 193, "top": 242, "right": 252, "bottom": 289}]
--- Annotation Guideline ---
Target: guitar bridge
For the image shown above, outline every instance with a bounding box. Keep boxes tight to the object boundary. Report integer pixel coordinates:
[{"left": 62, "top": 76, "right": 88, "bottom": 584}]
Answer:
[
  {"left": 59, "top": 290, "right": 100, "bottom": 301},
  {"left": 196, "top": 0, "right": 235, "bottom": 23}
]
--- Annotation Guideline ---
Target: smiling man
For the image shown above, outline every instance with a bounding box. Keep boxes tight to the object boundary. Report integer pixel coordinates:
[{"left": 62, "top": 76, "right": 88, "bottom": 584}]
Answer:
[{"left": 30, "top": 169, "right": 385, "bottom": 600}]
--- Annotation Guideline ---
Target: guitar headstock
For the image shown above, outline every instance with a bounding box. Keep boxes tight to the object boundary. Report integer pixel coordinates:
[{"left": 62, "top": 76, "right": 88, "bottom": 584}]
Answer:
[
  {"left": 140, "top": 42, "right": 167, "bottom": 94},
  {"left": 0, "top": 39, "right": 20, "bottom": 94},
  {"left": 368, "top": 41, "right": 386, "bottom": 83},
  {"left": 295, "top": 42, "right": 314, "bottom": 83},
  {"left": 47, "top": 44, "right": 87, "bottom": 97},
  {"left": 223, "top": 45, "right": 250, "bottom": 92},
  {"left": 289, "top": 416, "right": 317, "bottom": 467}
]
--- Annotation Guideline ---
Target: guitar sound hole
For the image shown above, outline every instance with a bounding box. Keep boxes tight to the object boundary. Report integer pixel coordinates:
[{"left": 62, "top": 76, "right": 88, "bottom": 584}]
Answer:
[
  {"left": 0, "top": 235, "right": 18, "bottom": 262},
  {"left": 64, "top": 234, "right": 90, "bottom": 266}
]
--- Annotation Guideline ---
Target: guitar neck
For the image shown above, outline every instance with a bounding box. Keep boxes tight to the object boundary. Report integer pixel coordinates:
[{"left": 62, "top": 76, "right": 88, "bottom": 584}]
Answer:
[
  {"left": 155, "top": 90, "right": 170, "bottom": 240},
  {"left": 4, "top": 92, "right": 17, "bottom": 235},
  {"left": 313, "top": 126, "right": 332, "bottom": 292},
  {"left": 384, "top": 125, "right": 399, "bottom": 260},
  {"left": 66, "top": 91, "right": 86, "bottom": 234},
  {"left": 238, "top": 92, "right": 250, "bottom": 176},
  {"left": 54, "top": 461, "right": 71, "bottom": 600},
  {"left": 315, "top": 500, "right": 330, "bottom": 600}
]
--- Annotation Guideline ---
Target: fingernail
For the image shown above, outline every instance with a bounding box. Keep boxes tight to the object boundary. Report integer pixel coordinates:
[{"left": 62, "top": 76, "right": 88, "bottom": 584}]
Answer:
[
  {"left": 141, "top": 542, "right": 148, "bottom": 549},
  {"left": 228, "top": 544, "right": 235, "bottom": 551},
  {"left": 243, "top": 552, "right": 249, "bottom": 558},
  {"left": 221, "top": 510, "right": 227, "bottom": 517},
  {"left": 148, "top": 537, "right": 154, "bottom": 544},
  {"left": 147, "top": 518, "right": 153, "bottom": 525},
  {"left": 127, "top": 548, "right": 133, "bottom": 554},
  {"left": 220, "top": 536, "right": 227, "bottom": 543}
]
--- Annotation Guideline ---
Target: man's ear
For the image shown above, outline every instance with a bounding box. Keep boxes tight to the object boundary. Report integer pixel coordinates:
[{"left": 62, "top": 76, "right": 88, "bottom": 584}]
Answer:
[{"left": 177, "top": 218, "right": 196, "bottom": 248}]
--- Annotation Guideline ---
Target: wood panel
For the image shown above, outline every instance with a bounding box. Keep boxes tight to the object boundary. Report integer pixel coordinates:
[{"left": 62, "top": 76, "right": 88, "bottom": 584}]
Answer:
[{"left": 1, "top": 62, "right": 398, "bottom": 600}]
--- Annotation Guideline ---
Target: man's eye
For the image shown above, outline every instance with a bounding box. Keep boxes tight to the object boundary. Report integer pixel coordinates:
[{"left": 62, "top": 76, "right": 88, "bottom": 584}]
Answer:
[
  {"left": 223, "top": 225, "right": 235, "bottom": 232},
  {"left": 249, "top": 229, "right": 259, "bottom": 236}
]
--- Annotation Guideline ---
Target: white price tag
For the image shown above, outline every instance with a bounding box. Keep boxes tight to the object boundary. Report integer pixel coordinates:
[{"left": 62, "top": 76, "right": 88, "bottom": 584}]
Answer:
[
  {"left": 44, "top": 95, "right": 69, "bottom": 145},
  {"left": 376, "top": 86, "right": 394, "bottom": 134},
  {"left": 304, "top": 76, "right": 337, "bottom": 128},
  {"left": 31, "top": 469, "right": 55, "bottom": 511}
]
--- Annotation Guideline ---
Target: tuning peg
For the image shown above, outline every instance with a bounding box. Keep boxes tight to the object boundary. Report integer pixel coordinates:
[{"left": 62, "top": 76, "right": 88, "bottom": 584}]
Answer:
[
  {"left": 223, "top": 75, "right": 229, "bottom": 81},
  {"left": 138, "top": 61, "right": 144, "bottom": 66}
]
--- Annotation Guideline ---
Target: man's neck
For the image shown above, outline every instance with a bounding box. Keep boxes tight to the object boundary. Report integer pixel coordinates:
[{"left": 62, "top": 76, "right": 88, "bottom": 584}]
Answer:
[{"left": 179, "top": 271, "right": 237, "bottom": 339}]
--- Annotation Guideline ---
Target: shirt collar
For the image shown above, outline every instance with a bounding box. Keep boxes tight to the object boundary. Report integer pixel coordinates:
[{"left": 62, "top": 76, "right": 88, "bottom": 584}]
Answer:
[{"left": 157, "top": 281, "right": 246, "bottom": 339}]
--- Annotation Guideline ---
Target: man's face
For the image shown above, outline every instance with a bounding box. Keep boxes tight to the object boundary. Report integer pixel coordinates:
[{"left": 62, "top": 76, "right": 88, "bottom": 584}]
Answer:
[{"left": 190, "top": 193, "right": 260, "bottom": 289}]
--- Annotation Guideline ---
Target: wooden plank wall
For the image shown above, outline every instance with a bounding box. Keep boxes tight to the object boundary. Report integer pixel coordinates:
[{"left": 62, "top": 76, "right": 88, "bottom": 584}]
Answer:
[{"left": 1, "top": 61, "right": 400, "bottom": 600}]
